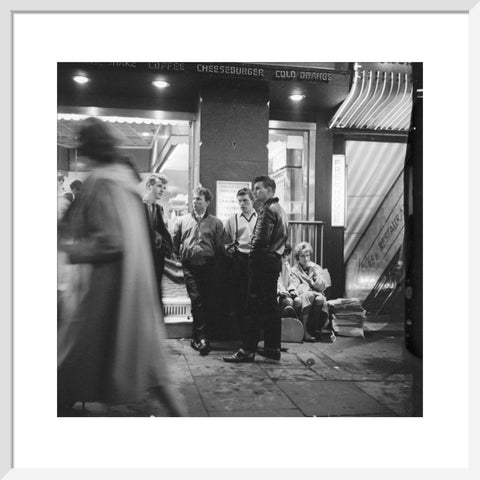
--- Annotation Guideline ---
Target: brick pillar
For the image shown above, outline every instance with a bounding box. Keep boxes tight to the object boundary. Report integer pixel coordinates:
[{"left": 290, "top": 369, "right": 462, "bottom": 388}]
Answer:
[
  {"left": 198, "top": 81, "right": 270, "bottom": 213},
  {"left": 198, "top": 80, "right": 269, "bottom": 339}
]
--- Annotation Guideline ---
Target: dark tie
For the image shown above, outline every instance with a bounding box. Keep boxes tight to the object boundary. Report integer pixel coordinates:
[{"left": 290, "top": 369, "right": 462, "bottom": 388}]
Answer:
[{"left": 152, "top": 204, "right": 157, "bottom": 229}]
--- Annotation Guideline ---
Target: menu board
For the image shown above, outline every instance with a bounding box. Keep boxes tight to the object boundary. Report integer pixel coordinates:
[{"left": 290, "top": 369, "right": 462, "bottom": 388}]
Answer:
[{"left": 216, "top": 180, "right": 252, "bottom": 223}]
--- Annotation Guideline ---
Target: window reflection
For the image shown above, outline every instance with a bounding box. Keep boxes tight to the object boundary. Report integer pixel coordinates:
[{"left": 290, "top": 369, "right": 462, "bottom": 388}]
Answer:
[{"left": 268, "top": 130, "right": 308, "bottom": 221}]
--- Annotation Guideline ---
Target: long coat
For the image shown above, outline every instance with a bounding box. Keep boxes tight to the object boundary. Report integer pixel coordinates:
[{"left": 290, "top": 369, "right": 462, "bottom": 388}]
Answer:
[
  {"left": 58, "top": 163, "right": 170, "bottom": 405},
  {"left": 290, "top": 262, "right": 332, "bottom": 313}
]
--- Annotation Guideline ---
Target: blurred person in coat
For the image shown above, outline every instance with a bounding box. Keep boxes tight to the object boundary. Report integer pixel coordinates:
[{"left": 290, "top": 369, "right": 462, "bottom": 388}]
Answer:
[{"left": 57, "top": 117, "right": 185, "bottom": 416}]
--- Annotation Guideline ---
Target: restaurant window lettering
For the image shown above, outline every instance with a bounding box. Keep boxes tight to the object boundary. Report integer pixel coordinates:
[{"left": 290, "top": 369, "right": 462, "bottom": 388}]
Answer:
[{"left": 274, "top": 70, "right": 333, "bottom": 82}]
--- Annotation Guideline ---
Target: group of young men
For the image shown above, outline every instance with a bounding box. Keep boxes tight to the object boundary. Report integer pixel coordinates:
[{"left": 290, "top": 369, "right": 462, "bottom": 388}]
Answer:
[{"left": 143, "top": 173, "right": 289, "bottom": 363}]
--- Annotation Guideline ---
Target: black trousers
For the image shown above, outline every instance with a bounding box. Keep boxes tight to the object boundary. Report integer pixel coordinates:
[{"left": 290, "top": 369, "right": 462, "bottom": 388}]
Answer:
[
  {"left": 243, "top": 253, "right": 282, "bottom": 352},
  {"left": 153, "top": 252, "right": 166, "bottom": 314},
  {"left": 183, "top": 261, "right": 215, "bottom": 342},
  {"left": 231, "top": 252, "right": 250, "bottom": 340}
]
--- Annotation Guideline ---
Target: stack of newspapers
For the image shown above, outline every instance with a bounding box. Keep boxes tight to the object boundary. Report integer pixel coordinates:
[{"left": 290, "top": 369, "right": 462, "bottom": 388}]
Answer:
[{"left": 328, "top": 298, "right": 366, "bottom": 338}]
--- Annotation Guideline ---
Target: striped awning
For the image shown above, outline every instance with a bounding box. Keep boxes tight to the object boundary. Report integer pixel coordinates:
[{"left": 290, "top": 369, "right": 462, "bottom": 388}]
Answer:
[
  {"left": 329, "top": 63, "right": 413, "bottom": 132},
  {"left": 57, "top": 115, "right": 190, "bottom": 148}
]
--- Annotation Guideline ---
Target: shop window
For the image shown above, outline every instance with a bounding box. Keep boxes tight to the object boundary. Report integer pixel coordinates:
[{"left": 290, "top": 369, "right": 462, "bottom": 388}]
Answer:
[{"left": 268, "top": 122, "right": 316, "bottom": 221}]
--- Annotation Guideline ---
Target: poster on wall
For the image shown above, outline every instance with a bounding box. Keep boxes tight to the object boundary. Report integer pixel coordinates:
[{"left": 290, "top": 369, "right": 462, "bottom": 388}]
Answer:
[
  {"left": 331, "top": 154, "right": 346, "bottom": 227},
  {"left": 216, "top": 180, "right": 252, "bottom": 223}
]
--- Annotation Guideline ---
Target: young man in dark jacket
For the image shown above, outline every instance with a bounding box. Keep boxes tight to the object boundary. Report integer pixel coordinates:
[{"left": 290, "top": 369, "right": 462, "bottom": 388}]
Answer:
[
  {"left": 224, "top": 175, "right": 288, "bottom": 363},
  {"left": 173, "top": 186, "right": 225, "bottom": 356},
  {"left": 143, "top": 173, "right": 173, "bottom": 314}
]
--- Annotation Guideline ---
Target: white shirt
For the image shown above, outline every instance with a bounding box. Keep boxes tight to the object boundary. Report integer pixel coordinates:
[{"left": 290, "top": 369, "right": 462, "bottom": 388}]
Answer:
[{"left": 225, "top": 211, "right": 257, "bottom": 254}]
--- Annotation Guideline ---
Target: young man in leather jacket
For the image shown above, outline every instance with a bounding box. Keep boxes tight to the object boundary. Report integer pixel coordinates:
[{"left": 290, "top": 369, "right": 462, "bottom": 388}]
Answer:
[{"left": 224, "top": 175, "right": 288, "bottom": 363}]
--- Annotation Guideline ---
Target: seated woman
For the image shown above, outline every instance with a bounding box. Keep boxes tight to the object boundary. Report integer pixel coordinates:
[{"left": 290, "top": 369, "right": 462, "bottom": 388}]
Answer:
[
  {"left": 277, "top": 243, "right": 298, "bottom": 319},
  {"left": 290, "top": 241, "right": 332, "bottom": 341}
]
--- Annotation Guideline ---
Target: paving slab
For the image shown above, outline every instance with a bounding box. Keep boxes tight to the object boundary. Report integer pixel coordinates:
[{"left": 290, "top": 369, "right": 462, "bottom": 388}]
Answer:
[
  {"left": 177, "top": 383, "right": 209, "bottom": 417},
  {"left": 264, "top": 367, "right": 324, "bottom": 382},
  {"left": 383, "top": 402, "right": 413, "bottom": 417},
  {"left": 306, "top": 350, "right": 392, "bottom": 381},
  {"left": 196, "top": 378, "right": 296, "bottom": 412},
  {"left": 77, "top": 402, "right": 107, "bottom": 416},
  {"left": 209, "top": 408, "right": 304, "bottom": 417},
  {"left": 304, "top": 354, "right": 354, "bottom": 381},
  {"left": 355, "top": 380, "right": 413, "bottom": 416},
  {"left": 166, "top": 354, "right": 195, "bottom": 384},
  {"left": 255, "top": 352, "right": 303, "bottom": 368},
  {"left": 186, "top": 355, "right": 266, "bottom": 378},
  {"left": 276, "top": 380, "right": 395, "bottom": 417},
  {"left": 62, "top": 334, "right": 416, "bottom": 417},
  {"left": 386, "top": 373, "right": 413, "bottom": 382},
  {"left": 318, "top": 336, "right": 407, "bottom": 376}
]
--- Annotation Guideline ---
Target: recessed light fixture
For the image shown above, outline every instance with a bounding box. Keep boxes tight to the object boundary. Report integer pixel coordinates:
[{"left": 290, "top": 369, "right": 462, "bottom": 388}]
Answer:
[
  {"left": 289, "top": 94, "right": 305, "bottom": 102},
  {"left": 152, "top": 80, "right": 170, "bottom": 89},
  {"left": 73, "top": 75, "right": 90, "bottom": 85},
  {"left": 142, "top": 132, "right": 151, "bottom": 137}
]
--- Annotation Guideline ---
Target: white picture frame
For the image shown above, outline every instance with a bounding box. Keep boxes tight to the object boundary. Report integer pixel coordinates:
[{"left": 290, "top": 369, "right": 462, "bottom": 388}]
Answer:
[{"left": 2, "top": 1, "right": 478, "bottom": 478}]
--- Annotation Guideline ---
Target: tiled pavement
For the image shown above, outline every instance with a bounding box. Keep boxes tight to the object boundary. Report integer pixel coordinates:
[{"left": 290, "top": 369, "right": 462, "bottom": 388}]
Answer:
[{"left": 68, "top": 330, "right": 420, "bottom": 417}]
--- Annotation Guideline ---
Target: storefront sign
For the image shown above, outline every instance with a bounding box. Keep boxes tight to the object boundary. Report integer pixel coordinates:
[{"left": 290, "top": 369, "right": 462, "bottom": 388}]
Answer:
[
  {"left": 360, "top": 200, "right": 404, "bottom": 271},
  {"left": 216, "top": 180, "right": 252, "bottom": 223},
  {"left": 273, "top": 69, "right": 333, "bottom": 82},
  {"left": 331, "top": 154, "right": 346, "bottom": 227},
  {"left": 196, "top": 64, "right": 265, "bottom": 78},
  {"left": 87, "top": 62, "right": 347, "bottom": 84}
]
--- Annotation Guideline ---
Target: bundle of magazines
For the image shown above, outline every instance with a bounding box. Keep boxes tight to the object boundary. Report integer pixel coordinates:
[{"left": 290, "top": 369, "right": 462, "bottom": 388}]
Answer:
[{"left": 328, "top": 298, "right": 366, "bottom": 338}]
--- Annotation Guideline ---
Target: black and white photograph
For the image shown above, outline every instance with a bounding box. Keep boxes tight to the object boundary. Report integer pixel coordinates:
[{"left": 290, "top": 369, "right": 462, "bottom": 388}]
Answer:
[
  {"left": 5, "top": 5, "right": 474, "bottom": 475},
  {"left": 56, "top": 61, "right": 423, "bottom": 418}
]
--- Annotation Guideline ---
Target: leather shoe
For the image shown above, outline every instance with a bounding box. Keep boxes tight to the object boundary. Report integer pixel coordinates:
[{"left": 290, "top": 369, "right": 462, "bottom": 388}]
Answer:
[
  {"left": 190, "top": 338, "right": 201, "bottom": 351},
  {"left": 190, "top": 338, "right": 211, "bottom": 355},
  {"left": 223, "top": 349, "right": 255, "bottom": 363},
  {"left": 256, "top": 347, "right": 281, "bottom": 361},
  {"left": 198, "top": 339, "right": 211, "bottom": 356}
]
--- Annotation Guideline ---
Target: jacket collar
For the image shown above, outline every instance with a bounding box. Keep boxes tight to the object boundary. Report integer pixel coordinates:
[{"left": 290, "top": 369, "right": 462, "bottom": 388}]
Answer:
[
  {"left": 192, "top": 210, "right": 209, "bottom": 222},
  {"left": 262, "top": 197, "right": 279, "bottom": 208}
]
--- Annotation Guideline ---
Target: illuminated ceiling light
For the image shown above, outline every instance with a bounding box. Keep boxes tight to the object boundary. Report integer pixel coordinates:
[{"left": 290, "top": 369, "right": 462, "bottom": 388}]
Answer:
[
  {"left": 73, "top": 75, "right": 90, "bottom": 85},
  {"left": 152, "top": 80, "right": 170, "bottom": 89},
  {"left": 289, "top": 94, "right": 305, "bottom": 102},
  {"left": 142, "top": 132, "right": 151, "bottom": 137}
]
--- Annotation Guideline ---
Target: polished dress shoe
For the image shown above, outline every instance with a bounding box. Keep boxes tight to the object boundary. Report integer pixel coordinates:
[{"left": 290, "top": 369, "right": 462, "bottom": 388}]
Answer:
[
  {"left": 223, "top": 349, "right": 255, "bottom": 363},
  {"left": 198, "top": 338, "right": 211, "bottom": 356},
  {"left": 256, "top": 347, "right": 281, "bottom": 361},
  {"left": 190, "top": 338, "right": 211, "bottom": 355},
  {"left": 190, "top": 338, "right": 201, "bottom": 351}
]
